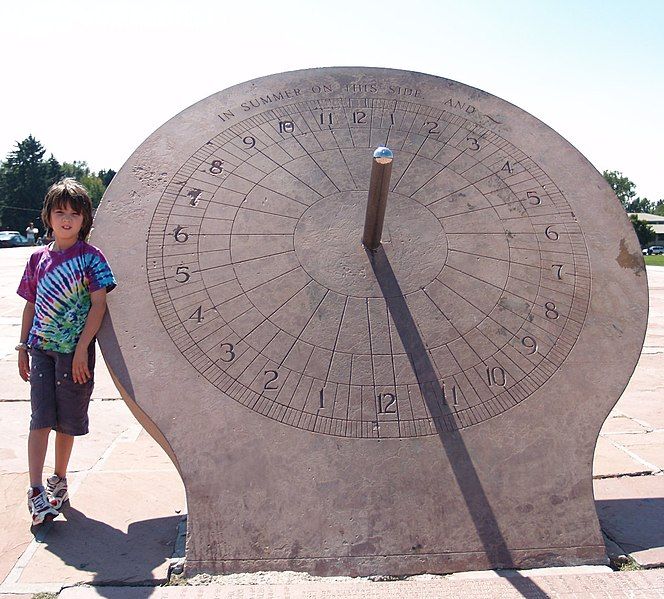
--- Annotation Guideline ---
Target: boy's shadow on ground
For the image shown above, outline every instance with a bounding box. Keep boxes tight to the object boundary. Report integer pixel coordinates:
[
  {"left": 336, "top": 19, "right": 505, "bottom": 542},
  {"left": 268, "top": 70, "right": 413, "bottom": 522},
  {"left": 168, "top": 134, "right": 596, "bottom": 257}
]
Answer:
[{"left": 35, "top": 505, "right": 179, "bottom": 598}]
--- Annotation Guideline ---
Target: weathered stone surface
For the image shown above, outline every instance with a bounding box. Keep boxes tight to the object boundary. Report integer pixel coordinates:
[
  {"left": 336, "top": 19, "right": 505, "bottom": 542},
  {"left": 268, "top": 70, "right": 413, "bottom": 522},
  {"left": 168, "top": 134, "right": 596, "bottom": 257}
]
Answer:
[
  {"left": 592, "top": 436, "right": 652, "bottom": 478},
  {"left": 93, "top": 67, "right": 647, "bottom": 575}
]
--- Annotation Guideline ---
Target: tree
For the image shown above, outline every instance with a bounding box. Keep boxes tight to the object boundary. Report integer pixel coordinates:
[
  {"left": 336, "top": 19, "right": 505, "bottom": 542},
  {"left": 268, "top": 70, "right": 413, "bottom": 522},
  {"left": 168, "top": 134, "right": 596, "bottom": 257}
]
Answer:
[
  {"left": 630, "top": 215, "right": 655, "bottom": 248},
  {"left": 625, "top": 197, "right": 653, "bottom": 214},
  {"left": 98, "top": 169, "right": 116, "bottom": 187},
  {"left": 0, "top": 135, "right": 60, "bottom": 231},
  {"left": 603, "top": 170, "right": 637, "bottom": 209},
  {"left": 653, "top": 200, "right": 664, "bottom": 217}
]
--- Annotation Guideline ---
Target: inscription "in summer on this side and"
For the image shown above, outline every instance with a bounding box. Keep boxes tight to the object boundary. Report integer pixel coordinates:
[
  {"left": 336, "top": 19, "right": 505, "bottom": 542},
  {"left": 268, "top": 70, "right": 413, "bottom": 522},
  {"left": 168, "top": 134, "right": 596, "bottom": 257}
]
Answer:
[{"left": 216, "top": 82, "right": 477, "bottom": 122}]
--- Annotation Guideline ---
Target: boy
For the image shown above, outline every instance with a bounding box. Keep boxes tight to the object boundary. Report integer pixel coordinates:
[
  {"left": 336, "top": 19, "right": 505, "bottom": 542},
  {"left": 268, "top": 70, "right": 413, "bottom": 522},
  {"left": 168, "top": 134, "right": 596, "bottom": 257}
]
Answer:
[{"left": 17, "top": 178, "right": 116, "bottom": 525}]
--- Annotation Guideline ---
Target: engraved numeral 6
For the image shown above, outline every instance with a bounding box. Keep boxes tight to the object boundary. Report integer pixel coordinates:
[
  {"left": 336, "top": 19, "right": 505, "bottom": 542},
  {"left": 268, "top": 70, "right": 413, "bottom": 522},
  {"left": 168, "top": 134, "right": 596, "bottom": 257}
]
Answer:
[
  {"left": 173, "top": 226, "right": 188, "bottom": 243},
  {"left": 545, "top": 225, "right": 559, "bottom": 241}
]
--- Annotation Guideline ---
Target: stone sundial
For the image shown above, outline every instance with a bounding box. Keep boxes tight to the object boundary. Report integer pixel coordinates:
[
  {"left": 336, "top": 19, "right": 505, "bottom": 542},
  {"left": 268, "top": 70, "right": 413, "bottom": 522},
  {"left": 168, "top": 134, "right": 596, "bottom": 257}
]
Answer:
[{"left": 94, "top": 67, "right": 647, "bottom": 576}]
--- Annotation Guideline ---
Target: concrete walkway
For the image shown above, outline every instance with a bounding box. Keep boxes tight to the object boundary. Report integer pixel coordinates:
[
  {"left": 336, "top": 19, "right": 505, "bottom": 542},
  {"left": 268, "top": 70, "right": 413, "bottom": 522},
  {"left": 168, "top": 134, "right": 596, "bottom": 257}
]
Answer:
[{"left": 0, "top": 246, "right": 662, "bottom": 598}]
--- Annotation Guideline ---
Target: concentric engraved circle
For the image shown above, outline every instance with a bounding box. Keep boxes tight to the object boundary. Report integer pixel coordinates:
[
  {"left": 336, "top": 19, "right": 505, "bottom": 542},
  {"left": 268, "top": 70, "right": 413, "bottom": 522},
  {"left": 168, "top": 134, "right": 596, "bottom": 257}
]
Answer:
[
  {"left": 293, "top": 191, "right": 448, "bottom": 297},
  {"left": 145, "top": 76, "right": 591, "bottom": 439}
]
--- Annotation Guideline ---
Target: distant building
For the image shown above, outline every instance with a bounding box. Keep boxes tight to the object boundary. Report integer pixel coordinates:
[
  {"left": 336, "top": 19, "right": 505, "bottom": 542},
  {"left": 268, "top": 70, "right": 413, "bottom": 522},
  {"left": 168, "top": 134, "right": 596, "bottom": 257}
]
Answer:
[{"left": 628, "top": 213, "right": 664, "bottom": 245}]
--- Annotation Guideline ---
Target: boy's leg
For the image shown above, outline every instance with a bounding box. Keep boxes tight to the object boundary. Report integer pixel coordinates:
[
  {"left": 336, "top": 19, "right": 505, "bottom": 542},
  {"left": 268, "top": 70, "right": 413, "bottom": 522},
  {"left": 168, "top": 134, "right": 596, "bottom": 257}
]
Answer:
[
  {"left": 54, "top": 432, "right": 75, "bottom": 478},
  {"left": 28, "top": 427, "right": 51, "bottom": 488}
]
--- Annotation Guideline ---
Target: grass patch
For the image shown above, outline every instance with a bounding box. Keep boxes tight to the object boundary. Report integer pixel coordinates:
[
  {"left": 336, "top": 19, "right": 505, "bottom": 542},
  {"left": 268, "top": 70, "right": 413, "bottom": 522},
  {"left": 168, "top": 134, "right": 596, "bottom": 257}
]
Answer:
[
  {"left": 32, "top": 593, "right": 59, "bottom": 599},
  {"left": 644, "top": 255, "right": 664, "bottom": 266}
]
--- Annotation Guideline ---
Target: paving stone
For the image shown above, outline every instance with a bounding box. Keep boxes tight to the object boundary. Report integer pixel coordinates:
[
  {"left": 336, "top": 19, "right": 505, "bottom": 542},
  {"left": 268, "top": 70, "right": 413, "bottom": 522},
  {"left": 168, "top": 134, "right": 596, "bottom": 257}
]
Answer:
[
  {"left": 608, "top": 431, "right": 664, "bottom": 471},
  {"left": 99, "top": 429, "right": 176, "bottom": 472},
  {"left": 57, "top": 569, "right": 664, "bottom": 598},
  {"left": 0, "top": 473, "right": 33, "bottom": 584},
  {"left": 592, "top": 436, "right": 653, "bottom": 478},
  {"left": 599, "top": 414, "right": 650, "bottom": 435},
  {"left": 17, "top": 469, "right": 184, "bottom": 586},
  {"left": 594, "top": 475, "right": 664, "bottom": 568},
  {"left": 0, "top": 400, "right": 139, "bottom": 475}
]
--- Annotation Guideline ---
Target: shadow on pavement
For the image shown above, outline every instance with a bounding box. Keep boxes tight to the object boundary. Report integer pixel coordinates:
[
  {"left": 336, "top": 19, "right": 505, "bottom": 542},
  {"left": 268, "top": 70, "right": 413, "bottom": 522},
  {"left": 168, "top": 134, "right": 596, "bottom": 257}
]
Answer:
[
  {"left": 34, "top": 506, "right": 178, "bottom": 597},
  {"left": 596, "top": 497, "right": 664, "bottom": 555}
]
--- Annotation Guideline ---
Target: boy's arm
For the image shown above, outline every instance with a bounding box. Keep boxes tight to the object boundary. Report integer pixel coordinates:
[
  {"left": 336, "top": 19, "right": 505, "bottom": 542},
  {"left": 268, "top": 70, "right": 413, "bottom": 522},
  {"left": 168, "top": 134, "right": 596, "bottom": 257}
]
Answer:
[
  {"left": 72, "top": 288, "right": 107, "bottom": 384},
  {"left": 18, "top": 302, "right": 35, "bottom": 381}
]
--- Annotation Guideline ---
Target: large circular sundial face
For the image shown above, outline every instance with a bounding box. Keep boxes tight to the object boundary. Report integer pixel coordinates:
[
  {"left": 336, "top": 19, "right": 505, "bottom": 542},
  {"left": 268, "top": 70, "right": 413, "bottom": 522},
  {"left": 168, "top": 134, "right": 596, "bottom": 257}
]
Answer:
[{"left": 143, "top": 68, "right": 593, "bottom": 439}]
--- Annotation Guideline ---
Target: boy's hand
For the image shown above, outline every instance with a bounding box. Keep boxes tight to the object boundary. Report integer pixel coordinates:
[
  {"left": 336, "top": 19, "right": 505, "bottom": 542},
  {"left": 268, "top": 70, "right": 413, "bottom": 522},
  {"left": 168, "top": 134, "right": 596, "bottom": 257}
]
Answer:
[
  {"left": 18, "top": 350, "right": 30, "bottom": 382},
  {"left": 72, "top": 346, "right": 91, "bottom": 384}
]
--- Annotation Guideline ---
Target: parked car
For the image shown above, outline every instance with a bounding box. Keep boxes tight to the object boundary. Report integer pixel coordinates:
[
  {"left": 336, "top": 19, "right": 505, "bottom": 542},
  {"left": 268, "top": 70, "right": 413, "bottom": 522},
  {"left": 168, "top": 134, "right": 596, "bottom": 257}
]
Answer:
[
  {"left": 0, "top": 231, "right": 31, "bottom": 248},
  {"left": 647, "top": 246, "right": 664, "bottom": 255}
]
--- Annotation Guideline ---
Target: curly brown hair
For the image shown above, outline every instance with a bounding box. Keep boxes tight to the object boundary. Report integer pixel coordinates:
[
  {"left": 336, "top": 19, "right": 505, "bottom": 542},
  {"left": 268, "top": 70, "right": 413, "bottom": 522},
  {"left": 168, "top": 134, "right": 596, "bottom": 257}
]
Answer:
[{"left": 41, "top": 178, "right": 93, "bottom": 240}]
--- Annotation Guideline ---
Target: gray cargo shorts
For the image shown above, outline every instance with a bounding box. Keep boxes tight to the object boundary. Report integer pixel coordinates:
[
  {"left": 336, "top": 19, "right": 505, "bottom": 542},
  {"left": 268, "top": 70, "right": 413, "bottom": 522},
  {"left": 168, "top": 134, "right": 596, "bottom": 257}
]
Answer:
[{"left": 29, "top": 342, "right": 96, "bottom": 436}]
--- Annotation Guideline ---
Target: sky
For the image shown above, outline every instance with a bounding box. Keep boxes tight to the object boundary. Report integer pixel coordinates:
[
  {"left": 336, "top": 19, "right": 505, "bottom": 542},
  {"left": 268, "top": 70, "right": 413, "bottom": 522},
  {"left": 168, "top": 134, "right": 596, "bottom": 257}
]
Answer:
[{"left": 1, "top": 0, "right": 662, "bottom": 201}]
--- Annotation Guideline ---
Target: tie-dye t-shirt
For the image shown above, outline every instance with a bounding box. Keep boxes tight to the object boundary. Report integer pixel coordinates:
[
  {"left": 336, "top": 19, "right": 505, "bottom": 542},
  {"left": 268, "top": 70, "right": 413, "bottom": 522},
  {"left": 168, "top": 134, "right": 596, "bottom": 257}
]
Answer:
[{"left": 17, "top": 241, "right": 116, "bottom": 353}]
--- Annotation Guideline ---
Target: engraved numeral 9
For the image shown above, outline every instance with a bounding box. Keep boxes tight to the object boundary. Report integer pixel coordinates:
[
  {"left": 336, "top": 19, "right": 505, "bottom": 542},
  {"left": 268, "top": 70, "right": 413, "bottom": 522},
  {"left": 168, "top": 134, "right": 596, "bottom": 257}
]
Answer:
[
  {"left": 242, "top": 136, "right": 256, "bottom": 149},
  {"left": 521, "top": 336, "right": 538, "bottom": 355}
]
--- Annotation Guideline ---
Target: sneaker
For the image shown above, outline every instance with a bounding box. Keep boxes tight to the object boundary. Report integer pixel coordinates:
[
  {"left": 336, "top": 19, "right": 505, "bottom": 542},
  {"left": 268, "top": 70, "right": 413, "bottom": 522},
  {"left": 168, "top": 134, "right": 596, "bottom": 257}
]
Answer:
[
  {"left": 27, "top": 487, "right": 59, "bottom": 525},
  {"left": 46, "top": 474, "right": 69, "bottom": 510}
]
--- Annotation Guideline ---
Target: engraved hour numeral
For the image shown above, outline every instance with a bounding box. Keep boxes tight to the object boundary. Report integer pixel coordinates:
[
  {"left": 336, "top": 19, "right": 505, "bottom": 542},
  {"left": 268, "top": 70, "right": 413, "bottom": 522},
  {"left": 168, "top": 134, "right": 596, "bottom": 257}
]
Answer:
[
  {"left": 526, "top": 191, "right": 541, "bottom": 205},
  {"left": 353, "top": 111, "right": 366, "bottom": 124},
  {"left": 209, "top": 159, "right": 224, "bottom": 174},
  {"left": 319, "top": 388, "right": 325, "bottom": 409},
  {"left": 545, "top": 225, "right": 559, "bottom": 240},
  {"left": 442, "top": 381, "right": 458, "bottom": 406},
  {"left": 187, "top": 189, "right": 202, "bottom": 206},
  {"left": 175, "top": 266, "right": 190, "bottom": 283},
  {"left": 264, "top": 370, "right": 279, "bottom": 390},
  {"left": 189, "top": 306, "right": 203, "bottom": 323},
  {"left": 486, "top": 366, "right": 506, "bottom": 387},
  {"left": 425, "top": 121, "right": 439, "bottom": 134},
  {"left": 521, "top": 336, "right": 538, "bottom": 355},
  {"left": 501, "top": 161, "right": 513, "bottom": 174},
  {"left": 242, "top": 136, "right": 256, "bottom": 149},
  {"left": 278, "top": 121, "right": 294, "bottom": 134},
  {"left": 319, "top": 112, "right": 333, "bottom": 125},
  {"left": 173, "top": 226, "right": 188, "bottom": 243},
  {"left": 220, "top": 343, "right": 235, "bottom": 363},
  {"left": 552, "top": 264, "right": 564, "bottom": 279},
  {"left": 466, "top": 136, "right": 480, "bottom": 150},
  {"left": 377, "top": 392, "right": 397, "bottom": 414},
  {"left": 545, "top": 302, "right": 559, "bottom": 319}
]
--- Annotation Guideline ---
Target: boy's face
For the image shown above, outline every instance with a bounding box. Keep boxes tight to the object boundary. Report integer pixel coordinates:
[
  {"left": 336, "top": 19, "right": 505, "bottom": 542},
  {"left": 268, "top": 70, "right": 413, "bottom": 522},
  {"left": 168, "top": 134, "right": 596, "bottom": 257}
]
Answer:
[{"left": 49, "top": 202, "right": 84, "bottom": 244}]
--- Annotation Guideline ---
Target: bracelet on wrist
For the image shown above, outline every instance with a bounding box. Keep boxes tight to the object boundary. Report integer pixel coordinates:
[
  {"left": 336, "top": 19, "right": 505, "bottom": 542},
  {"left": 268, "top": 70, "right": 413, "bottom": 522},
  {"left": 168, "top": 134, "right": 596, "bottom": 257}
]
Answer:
[{"left": 15, "top": 342, "right": 29, "bottom": 351}]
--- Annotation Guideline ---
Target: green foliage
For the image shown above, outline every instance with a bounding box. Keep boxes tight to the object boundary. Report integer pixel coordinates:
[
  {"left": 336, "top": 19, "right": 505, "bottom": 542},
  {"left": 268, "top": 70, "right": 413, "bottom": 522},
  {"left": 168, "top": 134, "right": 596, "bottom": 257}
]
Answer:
[
  {"left": 0, "top": 136, "right": 115, "bottom": 230},
  {"left": 654, "top": 200, "right": 664, "bottom": 216},
  {"left": 644, "top": 255, "right": 664, "bottom": 266},
  {"left": 629, "top": 215, "right": 656, "bottom": 248},
  {"left": 603, "top": 170, "right": 637, "bottom": 209}
]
